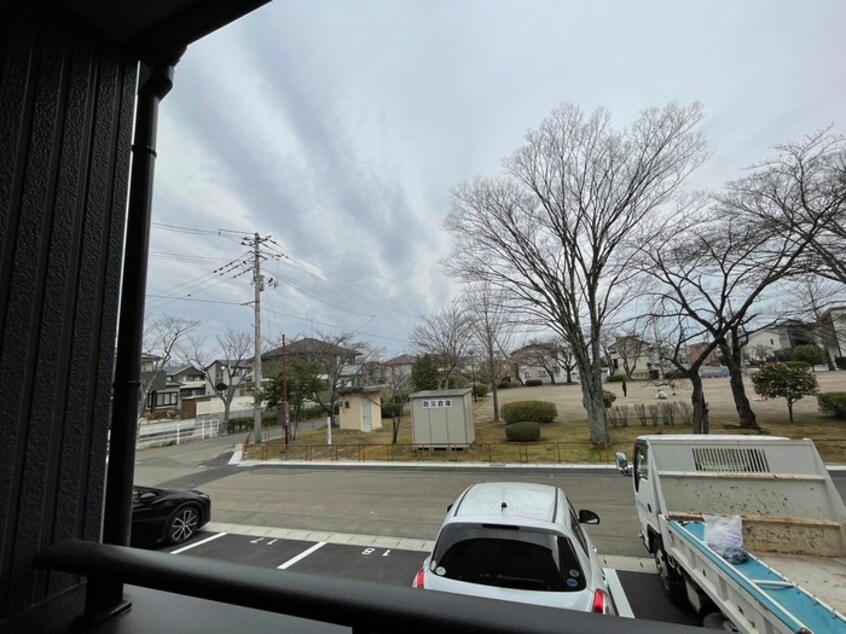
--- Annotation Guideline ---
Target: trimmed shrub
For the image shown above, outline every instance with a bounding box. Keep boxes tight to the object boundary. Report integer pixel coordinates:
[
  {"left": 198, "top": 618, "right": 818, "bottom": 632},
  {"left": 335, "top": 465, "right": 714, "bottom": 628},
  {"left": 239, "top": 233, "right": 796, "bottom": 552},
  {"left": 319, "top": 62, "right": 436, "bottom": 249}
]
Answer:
[
  {"left": 472, "top": 383, "right": 490, "bottom": 398},
  {"left": 817, "top": 392, "right": 846, "bottom": 418},
  {"left": 603, "top": 390, "right": 616, "bottom": 408},
  {"left": 525, "top": 379, "right": 544, "bottom": 387},
  {"left": 648, "top": 368, "right": 660, "bottom": 380},
  {"left": 501, "top": 400, "right": 558, "bottom": 424},
  {"left": 783, "top": 360, "right": 810, "bottom": 370},
  {"left": 606, "top": 374, "right": 625, "bottom": 383},
  {"left": 664, "top": 369, "right": 689, "bottom": 380},
  {"left": 835, "top": 357, "right": 846, "bottom": 370},
  {"left": 497, "top": 382, "right": 515, "bottom": 389},
  {"left": 505, "top": 421, "right": 541, "bottom": 442}
]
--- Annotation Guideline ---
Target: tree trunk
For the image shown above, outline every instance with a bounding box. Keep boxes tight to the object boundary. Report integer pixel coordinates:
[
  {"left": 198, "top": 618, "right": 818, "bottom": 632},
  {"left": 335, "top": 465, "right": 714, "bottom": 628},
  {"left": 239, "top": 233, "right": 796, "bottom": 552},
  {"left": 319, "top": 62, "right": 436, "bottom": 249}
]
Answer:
[
  {"left": 690, "top": 372, "right": 708, "bottom": 434},
  {"left": 566, "top": 368, "right": 573, "bottom": 384},
  {"left": 577, "top": 353, "right": 610, "bottom": 443},
  {"left": 719, "top": 342, "right": 760, "bottom": 430},
  {"left": 223, "top": 398, "right": 232, "bottom": 424},
  {"left": 391, "top": 416, "right": 400, "bottom": 443},
  {"left": 492, "top": 383, "right": 500, "bottom": 422},
  {"left": 787, "top": 400, "right": 794, "bottom": 423}
]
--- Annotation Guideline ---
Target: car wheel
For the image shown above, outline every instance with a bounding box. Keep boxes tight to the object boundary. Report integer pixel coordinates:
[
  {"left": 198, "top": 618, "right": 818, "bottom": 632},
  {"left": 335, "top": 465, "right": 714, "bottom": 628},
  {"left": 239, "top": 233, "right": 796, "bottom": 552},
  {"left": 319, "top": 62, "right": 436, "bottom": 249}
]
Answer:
[
  {"left": 167, "top": 504, "right": 201, "bottom": 544},
  {"left": 654, "top": 543, "right": 686, "bottom": 604}
]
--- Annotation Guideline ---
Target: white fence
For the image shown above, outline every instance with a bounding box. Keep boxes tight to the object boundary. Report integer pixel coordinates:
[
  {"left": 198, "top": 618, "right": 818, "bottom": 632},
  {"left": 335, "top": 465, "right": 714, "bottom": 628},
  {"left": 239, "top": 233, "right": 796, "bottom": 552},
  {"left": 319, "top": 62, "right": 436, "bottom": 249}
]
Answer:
[{"left": 135, "top": 419, "right": 220, "bottom": 449}]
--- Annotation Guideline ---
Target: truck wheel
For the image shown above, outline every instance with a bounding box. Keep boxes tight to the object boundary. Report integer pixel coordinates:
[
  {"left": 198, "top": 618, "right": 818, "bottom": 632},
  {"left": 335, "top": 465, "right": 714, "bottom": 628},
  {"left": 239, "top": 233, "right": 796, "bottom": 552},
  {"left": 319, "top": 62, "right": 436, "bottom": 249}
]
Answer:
[{"left": 654, "top": 544, "right": 686, "bottom": 604}]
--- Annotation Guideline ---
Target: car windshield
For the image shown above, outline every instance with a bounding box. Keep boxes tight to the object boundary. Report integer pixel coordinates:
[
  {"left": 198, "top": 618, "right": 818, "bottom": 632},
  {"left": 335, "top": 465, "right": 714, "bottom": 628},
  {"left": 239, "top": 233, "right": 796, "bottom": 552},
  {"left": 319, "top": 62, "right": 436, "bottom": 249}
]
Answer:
[{"left": 431, "top": 524, "right": 585, "bottom": 592}]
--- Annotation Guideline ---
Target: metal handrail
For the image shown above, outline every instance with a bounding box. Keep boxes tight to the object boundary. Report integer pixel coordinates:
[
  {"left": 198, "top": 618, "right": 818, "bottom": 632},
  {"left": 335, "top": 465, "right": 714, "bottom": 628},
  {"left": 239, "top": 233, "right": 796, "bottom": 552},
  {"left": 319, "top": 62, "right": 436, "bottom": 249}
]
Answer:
[{"left": 34, "top": 539, "right": 700, "bottom": 634}]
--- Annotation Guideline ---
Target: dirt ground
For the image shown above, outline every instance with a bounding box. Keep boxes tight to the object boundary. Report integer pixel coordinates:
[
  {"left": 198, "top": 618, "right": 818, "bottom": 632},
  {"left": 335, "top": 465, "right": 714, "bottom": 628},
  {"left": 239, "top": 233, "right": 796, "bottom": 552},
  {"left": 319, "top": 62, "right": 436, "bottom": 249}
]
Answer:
[{"left": 475, "top": 371, "right": 846, "bottom": 422}]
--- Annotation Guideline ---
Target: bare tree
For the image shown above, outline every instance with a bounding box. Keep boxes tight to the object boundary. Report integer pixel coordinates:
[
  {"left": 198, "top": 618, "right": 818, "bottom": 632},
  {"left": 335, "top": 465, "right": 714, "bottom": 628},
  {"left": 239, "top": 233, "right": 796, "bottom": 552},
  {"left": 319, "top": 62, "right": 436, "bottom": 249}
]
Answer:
[
  {"left": 410, "top": 300, "right": 474, "bottom": 389},
  {"left": 140, "top": 315, "right": 199, "bottom": 418},
  {"left": 640, "top": 202, "right": 811, "bottom": 431},
  {"left": 462, "top": 282, "right": 514, "bottom": 421},
  {"left": 444, "top": 102, "right": 708, "bottom": 442},
  {"left": 610, "top": 330, "right": 650, "bottom": 379},
  {"left": 512, "top": 338, "right": 564, "bottom": 384},
  {"left": 183, "top": 329, "right": 253, "bottom": 425},
  {"left": 722, "top": 129, "right": 846, "bottom": 285},
  {"left": 377, "top": 354, "right": 413, "bottom": 444}
]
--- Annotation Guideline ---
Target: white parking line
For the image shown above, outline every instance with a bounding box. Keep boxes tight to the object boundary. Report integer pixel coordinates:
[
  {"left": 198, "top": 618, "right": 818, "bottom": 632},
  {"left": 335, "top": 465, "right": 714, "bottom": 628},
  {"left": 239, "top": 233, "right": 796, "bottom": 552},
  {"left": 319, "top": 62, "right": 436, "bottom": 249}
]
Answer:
[
  {"left": 603, "top": 568, "right": 634, "bottom": 618},
  {"left": 170, "top": 531, "right": 228, "bottom": 554},
  {"left": 278, "top": 542, "right": 327, "bottom": 569}
]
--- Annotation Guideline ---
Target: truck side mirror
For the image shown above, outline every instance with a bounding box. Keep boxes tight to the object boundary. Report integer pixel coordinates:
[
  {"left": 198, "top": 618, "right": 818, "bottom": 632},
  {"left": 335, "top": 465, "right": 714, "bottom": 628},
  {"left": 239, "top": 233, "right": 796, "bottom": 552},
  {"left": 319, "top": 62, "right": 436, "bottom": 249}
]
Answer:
[{"left": 615, "top": 451, "right": 632, "bottom": 476}]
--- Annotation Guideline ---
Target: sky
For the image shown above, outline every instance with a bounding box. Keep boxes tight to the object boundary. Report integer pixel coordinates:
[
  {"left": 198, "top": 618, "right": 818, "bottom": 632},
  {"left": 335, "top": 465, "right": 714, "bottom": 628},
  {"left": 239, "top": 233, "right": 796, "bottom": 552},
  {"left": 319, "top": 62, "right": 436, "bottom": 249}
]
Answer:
[{"left": 145, "top": 0, "right": 846, "bottom": 358}]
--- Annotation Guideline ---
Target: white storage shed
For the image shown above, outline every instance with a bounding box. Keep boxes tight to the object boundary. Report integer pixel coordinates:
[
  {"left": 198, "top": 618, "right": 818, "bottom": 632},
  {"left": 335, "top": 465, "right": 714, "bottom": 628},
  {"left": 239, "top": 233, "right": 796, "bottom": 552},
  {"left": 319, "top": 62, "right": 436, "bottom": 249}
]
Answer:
[{"left": 410, "top": 388, "right": 474, "bottom": 449}]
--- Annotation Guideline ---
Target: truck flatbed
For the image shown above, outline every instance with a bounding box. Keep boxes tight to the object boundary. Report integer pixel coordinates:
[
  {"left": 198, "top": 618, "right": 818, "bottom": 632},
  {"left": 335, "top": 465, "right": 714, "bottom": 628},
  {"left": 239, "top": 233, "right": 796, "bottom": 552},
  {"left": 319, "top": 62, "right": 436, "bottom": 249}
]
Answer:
[{"left": 671, "top": 520, "right": 846, "bottom": 634}]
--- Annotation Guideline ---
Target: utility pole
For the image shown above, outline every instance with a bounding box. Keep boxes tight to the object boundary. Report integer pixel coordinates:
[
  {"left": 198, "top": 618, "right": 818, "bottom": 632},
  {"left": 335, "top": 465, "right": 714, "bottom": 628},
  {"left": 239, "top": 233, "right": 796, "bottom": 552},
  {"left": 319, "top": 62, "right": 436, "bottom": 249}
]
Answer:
[
  {"left": 252, "top": 232, "right": 264, "bottom": 443},
  {"left": 243, "top": 232, "right": 278, "bottom": 444}
]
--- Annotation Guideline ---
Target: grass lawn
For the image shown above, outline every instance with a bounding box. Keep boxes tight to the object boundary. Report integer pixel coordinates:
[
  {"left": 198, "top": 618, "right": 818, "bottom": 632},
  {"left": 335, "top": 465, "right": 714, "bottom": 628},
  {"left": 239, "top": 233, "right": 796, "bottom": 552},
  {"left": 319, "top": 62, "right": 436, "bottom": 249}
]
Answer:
[{"left": 246, "top": 406, "right": 846, "bottom": 464}]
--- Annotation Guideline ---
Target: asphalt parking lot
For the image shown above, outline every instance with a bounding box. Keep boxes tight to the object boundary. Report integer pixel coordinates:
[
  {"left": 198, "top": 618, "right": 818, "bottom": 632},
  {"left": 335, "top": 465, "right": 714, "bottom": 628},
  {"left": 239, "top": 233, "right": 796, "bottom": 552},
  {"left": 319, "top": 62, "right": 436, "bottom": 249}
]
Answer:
[{"left": 157, "top": 528, "right": 700, "bottom": 628}]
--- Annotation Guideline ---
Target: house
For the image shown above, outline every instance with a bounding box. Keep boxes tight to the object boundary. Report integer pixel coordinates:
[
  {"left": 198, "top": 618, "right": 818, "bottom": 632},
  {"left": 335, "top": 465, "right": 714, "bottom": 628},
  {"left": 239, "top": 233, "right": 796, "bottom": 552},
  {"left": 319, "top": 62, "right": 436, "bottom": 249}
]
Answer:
[
  {"left": 263, "top": 337, "right": 362, "bottom": 387},
  {"left": 739, "top": 320, "right": 816, "bottom": 364},
  {"left": 607, "top": 336, "right": 657, "bottom": 377},
  {"left": 381, "top": 353, "right": 417, "bottom": 383},
  {"left": 510, "top": 342, "right": 567, "bottom": 384},
  {"left": 204, "top": 358, "right": 253, "bottom": 395},
  {"left": 818, "top": 306, "right": 846, "bottom": 365},
  {"left": 687, "top": 342, "right": 722, "bottom": 368},
  {"left": 140, "top": 356, "right": 181, "bottom": 418}
]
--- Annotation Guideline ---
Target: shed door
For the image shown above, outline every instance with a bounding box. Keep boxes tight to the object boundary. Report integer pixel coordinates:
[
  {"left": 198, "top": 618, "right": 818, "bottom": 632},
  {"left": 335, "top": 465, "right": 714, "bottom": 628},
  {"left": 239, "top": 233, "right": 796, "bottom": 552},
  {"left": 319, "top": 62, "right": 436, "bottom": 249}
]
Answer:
[{"left": 362, "top": 398, "right": 372, "bottom": 432}]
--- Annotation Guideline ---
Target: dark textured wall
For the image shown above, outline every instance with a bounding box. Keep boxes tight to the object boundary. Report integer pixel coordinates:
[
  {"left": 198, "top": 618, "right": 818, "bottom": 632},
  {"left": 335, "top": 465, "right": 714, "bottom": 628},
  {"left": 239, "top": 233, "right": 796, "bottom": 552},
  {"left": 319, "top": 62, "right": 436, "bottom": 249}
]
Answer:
[{"left": 0, "top": 0, "right": 137, "bottom": 619}]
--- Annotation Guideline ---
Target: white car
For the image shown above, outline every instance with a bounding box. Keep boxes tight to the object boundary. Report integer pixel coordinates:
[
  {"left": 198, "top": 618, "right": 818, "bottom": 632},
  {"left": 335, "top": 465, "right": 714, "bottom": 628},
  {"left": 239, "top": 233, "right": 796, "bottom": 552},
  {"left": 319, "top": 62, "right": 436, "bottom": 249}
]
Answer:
[{"left": 412, "top": 482, "right": 615, "bottom": 615}]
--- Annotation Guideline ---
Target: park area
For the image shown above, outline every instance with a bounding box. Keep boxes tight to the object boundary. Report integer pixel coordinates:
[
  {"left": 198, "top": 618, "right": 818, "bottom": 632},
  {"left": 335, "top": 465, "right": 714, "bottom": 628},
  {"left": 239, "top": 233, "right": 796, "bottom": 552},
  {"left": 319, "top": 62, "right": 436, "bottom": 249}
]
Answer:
[{"left": 245, "top": 372, "right": 846, "bottom": 464}]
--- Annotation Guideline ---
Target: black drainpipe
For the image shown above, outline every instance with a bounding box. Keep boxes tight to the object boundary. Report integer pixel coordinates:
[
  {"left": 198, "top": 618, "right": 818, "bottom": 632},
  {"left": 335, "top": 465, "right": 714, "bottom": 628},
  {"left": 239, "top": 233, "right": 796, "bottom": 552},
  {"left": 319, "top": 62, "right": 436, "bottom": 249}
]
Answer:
[{"left": 85, "top": 50, "right": 184, "bottom": 624}]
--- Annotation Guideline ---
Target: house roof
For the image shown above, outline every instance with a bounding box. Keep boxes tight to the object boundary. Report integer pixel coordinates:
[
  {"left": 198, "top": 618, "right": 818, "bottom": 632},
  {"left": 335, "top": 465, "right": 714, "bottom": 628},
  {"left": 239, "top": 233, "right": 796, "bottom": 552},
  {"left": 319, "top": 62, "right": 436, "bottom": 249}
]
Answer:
[
  {"left": 263, "top": 337, "right": 359, "bottom": 359},
  {"left": 66, "top": 0, "right": 271, "bottom": 64},
  {"left": 384, "top": 353, "right": 416, "bottom": 366},
  {"left": 205, "top": 359, "right": 252, "bottom": 369}
]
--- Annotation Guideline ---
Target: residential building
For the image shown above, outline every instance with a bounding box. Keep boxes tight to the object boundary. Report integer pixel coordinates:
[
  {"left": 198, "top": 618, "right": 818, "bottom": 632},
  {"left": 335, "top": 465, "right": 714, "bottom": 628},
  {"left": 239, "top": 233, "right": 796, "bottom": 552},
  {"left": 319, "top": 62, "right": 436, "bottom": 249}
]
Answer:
[
  {"left": 607, "top": 336, "right": 657, "bottom": 377},
  {"left": 818, "top": 306, "right": 846, "bottom": 364},
  {"left": 739, "top": 320, "right": 816, "bottom": 364},
  {"left": 511, "top": 342, "right": 567, "bottom": 384}
]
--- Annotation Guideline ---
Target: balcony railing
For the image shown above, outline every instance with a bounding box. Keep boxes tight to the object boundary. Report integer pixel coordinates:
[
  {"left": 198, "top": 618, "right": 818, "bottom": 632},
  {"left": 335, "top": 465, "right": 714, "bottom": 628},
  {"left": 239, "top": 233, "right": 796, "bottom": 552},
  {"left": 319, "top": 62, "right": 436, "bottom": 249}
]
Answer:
[{"left": 34, "top": 539, "right": 701, "bottom": 634}]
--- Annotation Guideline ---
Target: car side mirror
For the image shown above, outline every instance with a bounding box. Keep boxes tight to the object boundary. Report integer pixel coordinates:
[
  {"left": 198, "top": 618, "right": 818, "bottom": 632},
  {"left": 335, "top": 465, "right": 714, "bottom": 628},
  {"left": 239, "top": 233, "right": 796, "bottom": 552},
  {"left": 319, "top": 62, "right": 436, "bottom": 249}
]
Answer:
[
  {"left": 447, "top": 503, "right": 453, "bottom": 512},
  {"left": 578, "top": 509, "right": 600, "bottom": 525},
  {"left": 615, "top": 452, "right": 632, "bottom": 476}
]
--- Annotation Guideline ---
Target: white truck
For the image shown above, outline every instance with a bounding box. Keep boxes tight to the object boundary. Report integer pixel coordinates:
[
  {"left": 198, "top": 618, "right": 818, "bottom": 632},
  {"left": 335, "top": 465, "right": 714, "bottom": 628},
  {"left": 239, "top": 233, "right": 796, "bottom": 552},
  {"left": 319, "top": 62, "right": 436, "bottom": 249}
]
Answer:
[{"left": 615, "top": 435, "right": 846, "bottom": 634}]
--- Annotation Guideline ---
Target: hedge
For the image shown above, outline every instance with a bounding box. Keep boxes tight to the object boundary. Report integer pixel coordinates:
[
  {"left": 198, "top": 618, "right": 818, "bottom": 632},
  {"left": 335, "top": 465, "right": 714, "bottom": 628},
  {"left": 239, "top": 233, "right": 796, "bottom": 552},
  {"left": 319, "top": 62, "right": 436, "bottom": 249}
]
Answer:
[
  {"left": 497, "top": 382, "right": 515, "bottom": 389},
  {"left": 505, "top": 421, "right": 541, "bottom": 442},
  {"left": 603, "top": 390, "right": 616, "bottom": 408},
  {"left": 606, "top": 374, "right": 625, "bottom": 383},
  {"left": 473, "top": 383, "right": 490, "bottom": 398},
  {"left": 525, "top": 379, "right": 544, "bottom": 387},
  {"left": 835, "top": 357, "right": 846, "bottom": 370},
  {"left": 817, "top": 392, "right": 846, "bottom": 418},
  {"left": 500, "top": 400, "right": 558, "bottom": 424}
]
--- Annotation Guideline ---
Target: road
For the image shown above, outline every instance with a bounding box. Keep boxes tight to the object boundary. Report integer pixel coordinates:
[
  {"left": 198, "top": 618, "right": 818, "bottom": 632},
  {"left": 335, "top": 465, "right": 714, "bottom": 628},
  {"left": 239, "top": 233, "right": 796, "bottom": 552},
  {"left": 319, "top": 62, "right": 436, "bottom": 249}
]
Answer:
[{"left": 134, "top": 435, "right": 846, "bottom": 559}]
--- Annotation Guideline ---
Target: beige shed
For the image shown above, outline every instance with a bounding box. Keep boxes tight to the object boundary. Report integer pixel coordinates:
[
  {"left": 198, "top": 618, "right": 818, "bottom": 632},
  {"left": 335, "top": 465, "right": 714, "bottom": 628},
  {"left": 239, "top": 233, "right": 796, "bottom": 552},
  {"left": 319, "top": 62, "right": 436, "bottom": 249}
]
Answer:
[{"left": 337, "top": 386, "right": 383, "bottom": 432}]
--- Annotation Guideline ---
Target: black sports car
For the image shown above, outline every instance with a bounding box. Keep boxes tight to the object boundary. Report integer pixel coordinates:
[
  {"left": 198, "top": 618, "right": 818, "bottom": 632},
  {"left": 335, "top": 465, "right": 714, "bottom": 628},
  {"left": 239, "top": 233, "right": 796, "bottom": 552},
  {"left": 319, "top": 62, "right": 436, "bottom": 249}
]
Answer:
[{"left": 131, "top": 485, "right": 211, "bottom": 547}]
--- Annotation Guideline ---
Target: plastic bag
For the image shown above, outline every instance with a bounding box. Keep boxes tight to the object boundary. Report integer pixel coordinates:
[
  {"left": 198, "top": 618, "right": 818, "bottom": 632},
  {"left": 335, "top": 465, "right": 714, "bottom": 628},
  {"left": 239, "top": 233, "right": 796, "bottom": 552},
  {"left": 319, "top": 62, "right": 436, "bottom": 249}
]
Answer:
[{"left": 703, "top": 515, "right": 749, "bottom": 564}]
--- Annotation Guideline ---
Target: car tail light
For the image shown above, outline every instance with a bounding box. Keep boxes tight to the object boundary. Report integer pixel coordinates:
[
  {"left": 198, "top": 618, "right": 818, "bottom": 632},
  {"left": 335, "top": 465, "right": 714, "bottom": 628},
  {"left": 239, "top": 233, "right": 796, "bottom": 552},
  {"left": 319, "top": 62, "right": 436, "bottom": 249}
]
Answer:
[
  {"left": 592, "top": 588, "right": 607, "bottom": 614},
  {"left": 413, "top": 569, "right": 426, "bottom": 589}
]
